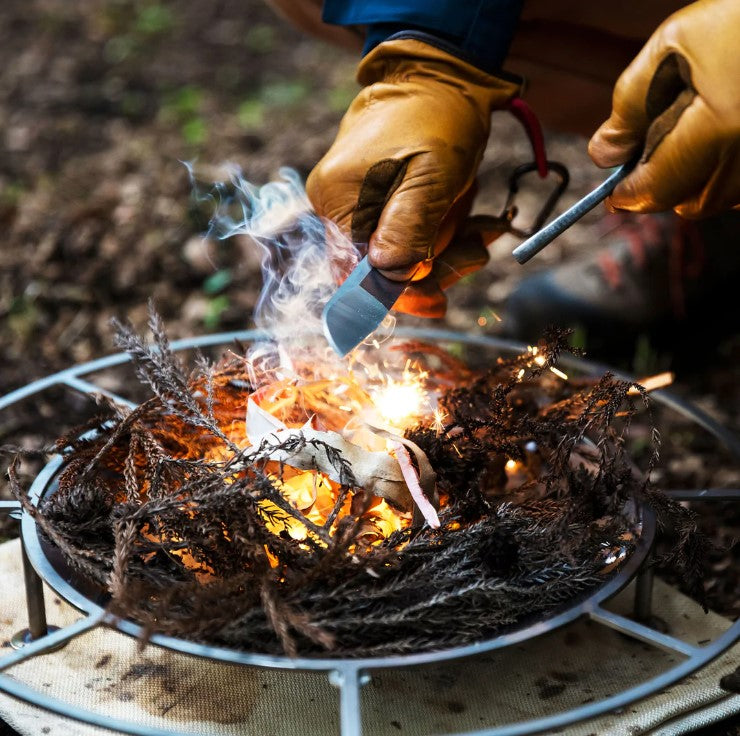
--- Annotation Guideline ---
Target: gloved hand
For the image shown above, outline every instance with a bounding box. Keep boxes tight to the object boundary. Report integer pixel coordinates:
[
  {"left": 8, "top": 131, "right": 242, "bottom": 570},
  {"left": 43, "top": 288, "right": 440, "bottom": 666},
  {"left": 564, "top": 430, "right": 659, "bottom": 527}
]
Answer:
[
  {"left": 307, "top": 38, "right": 520, "bottom": 316},
  {"left": 588, "top": 0, "right": 740, "bottom": 218}
]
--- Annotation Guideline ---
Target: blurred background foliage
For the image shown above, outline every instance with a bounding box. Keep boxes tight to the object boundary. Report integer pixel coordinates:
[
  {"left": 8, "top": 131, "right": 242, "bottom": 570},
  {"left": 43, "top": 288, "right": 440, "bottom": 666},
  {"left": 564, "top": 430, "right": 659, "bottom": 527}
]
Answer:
[{"left": 0, "top": 0, "right": 361, "bottom": 390}]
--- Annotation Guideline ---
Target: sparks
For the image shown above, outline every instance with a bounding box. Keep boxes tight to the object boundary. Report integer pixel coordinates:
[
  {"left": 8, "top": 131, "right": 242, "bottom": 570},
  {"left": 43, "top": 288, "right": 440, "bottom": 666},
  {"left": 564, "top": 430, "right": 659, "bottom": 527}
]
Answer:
[
  {"left": 370, "top": 364, "right": 431, "bottom": 431},
  {"left": 432, "top": 407, "right": 448, "bottom": 435},
  {"left": 372, "top": 377, "right": 427, "bottom": 429},
  {"left": 549, "top": 366, "right": 568, "bottom": 380},
  {"left": 628, "top": 371, "right": 674, "bottom": 395}
]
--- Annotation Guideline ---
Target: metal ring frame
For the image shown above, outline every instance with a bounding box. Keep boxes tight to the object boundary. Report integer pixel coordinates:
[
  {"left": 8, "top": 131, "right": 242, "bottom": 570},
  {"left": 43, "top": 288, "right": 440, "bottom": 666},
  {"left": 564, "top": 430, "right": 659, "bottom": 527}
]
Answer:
[{"left": 1, "top": 328, "right": 738, "bottom": 736}]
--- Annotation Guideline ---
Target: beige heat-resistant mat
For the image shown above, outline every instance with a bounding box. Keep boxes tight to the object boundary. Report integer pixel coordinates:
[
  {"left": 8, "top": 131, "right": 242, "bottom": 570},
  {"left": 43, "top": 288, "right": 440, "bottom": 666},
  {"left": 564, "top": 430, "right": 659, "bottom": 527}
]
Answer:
[{"left": 0, "top": 538, "right": 737, "bottom": 736}]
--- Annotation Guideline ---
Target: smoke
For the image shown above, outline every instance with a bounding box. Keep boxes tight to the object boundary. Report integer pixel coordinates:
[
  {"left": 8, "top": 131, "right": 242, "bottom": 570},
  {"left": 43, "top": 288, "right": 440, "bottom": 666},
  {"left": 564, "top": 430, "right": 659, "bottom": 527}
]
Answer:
[{"left": 195, "top": 165, "right": 359, "bottom": 384}]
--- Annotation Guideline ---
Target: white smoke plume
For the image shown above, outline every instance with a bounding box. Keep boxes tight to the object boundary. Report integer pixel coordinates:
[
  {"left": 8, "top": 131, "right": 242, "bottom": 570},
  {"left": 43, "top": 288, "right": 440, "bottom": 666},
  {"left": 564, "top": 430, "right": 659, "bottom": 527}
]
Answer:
[{"left": 196, "top": 165, "right": 360, "bottom": 385}]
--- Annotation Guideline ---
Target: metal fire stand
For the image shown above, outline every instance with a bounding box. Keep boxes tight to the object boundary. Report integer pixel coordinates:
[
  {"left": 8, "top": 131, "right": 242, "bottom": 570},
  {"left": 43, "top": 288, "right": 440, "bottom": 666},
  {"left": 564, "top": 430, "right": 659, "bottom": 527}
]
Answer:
[{"left": 0, "top": 328, "right": 738, "bottom": 736}]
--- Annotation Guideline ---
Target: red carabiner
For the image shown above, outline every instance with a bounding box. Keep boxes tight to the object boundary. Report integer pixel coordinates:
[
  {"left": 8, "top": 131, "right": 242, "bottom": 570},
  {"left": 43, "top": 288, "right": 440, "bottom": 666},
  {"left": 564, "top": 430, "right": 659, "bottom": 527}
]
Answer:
[{"left": 508, "top": 98, "right": 549, "bottom": 179}]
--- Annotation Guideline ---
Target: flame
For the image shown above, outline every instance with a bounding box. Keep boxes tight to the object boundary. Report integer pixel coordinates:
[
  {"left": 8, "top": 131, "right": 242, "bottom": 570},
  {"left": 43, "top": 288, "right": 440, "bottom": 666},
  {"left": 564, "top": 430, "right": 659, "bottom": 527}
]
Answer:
[
  {"left": 256, "top": 466, "right": 407, "bottom": 546},
  {"left": 241, "top": 363, "right": 430, "bottom": 549},
  {"left": 171, "top": 169, "right": 443, "bottom": 566},
  {"left": 249, "top": 361, "right": 434, "bottom": 538}
]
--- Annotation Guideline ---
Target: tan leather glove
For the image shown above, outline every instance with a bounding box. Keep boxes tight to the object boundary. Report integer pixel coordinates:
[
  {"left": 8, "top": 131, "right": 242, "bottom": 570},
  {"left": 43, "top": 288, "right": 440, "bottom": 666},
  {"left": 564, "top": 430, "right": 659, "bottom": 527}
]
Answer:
[
  {"left": 307, "top": 38, "right": 520, "bottom": 316},
  {"left": 588, "top": 0, "right": 740, "bottom": 218}
]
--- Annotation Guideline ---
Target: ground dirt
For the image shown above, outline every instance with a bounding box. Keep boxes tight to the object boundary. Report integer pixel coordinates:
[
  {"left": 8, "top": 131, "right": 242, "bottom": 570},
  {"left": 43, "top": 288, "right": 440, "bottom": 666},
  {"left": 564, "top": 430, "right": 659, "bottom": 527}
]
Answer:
[{"left": 0, "top": 2, "right": 738, "bottom": 734}]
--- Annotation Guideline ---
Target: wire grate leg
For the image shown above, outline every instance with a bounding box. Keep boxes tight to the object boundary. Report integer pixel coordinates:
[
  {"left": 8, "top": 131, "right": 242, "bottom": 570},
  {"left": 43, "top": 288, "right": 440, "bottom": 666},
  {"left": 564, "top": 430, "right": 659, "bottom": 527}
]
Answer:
[{"left": 10, "top": 535, "right": 63, "bottom": 650}]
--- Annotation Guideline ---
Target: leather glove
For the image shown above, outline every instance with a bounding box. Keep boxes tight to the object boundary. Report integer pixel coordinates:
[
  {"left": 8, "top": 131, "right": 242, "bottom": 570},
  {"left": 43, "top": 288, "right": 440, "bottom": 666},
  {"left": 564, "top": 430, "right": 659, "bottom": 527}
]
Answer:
[
  {"left": 588, "top": 0, "right": 740, "bottom": 218},
  {"left": 307, "top": 38, "right": 520, "bottom": 316}
]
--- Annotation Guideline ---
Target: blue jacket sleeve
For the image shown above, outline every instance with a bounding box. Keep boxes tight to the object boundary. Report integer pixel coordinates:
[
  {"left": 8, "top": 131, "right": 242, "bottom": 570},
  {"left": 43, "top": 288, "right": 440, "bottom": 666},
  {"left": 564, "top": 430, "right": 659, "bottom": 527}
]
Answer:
[{"left": 322, "top": 0, "right": 524, "bottom": 74}]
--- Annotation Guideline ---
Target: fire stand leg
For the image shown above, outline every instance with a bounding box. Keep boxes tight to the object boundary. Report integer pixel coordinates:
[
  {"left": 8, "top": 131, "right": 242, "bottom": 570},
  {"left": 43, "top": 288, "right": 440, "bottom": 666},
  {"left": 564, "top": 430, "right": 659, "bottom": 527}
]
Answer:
[
  {"left": 633, "top": 564, "right": 654, "bottom": 622},
  {"left": 329, "top": 668, "right": 370, "bottom": 736},
  {"left": 10, "top": 539, "right": 53, "bottom": 649},
  {"left": 21, "top": 539, "right": 48, "bottom": 639}
]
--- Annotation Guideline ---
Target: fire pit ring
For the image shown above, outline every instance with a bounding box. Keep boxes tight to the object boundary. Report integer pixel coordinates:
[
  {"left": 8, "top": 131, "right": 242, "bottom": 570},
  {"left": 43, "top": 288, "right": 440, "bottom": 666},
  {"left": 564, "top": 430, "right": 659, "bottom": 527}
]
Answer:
[
  {"left": 20, "top": 457, "right": 657, "bottom": 664},
  {"left": 1, "top": 328, "right": 738, "bottom": 736}
]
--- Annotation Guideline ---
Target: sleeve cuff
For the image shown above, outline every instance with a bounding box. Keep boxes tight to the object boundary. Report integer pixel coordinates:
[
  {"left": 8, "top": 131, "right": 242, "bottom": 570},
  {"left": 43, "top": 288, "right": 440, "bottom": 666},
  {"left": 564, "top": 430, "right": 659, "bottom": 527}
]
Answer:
[
  {"left": 324, "top": 0, "right": 523, "bottom": 74},
  {"left": 367, "top": 28, "right": 521, "bottom": 79}
]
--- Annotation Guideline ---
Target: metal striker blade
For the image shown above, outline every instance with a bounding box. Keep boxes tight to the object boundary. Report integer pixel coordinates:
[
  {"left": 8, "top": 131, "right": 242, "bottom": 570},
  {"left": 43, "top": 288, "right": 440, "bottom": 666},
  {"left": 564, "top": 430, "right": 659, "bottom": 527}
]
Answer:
[{"left": 322, "top": 256, "right": 408, "bottom": 356}]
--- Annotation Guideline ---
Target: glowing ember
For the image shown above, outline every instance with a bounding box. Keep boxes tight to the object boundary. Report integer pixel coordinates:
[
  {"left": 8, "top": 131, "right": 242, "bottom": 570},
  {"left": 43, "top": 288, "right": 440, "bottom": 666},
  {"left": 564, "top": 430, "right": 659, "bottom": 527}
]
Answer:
[{"left": 525, "top": 345, "right": 569, "bottom": 381}]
